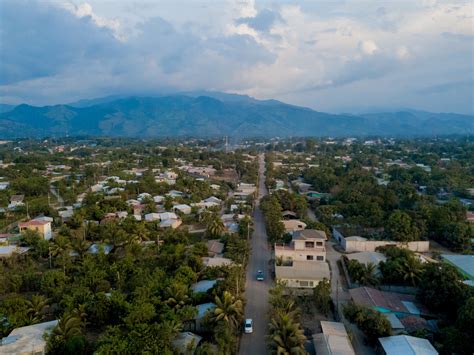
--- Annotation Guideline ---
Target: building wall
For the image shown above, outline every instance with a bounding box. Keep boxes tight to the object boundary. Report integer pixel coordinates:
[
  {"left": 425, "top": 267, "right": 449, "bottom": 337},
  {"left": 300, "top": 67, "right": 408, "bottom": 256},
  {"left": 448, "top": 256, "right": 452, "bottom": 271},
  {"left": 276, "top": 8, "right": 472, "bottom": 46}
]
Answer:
[
  {"left": 278, "top": 277, "right": 323, "bottom": 288},
  {"left": 341, "top": 239, "right": 429, "bottom": 252},
  {"left": 275, "top": 247, "right": 326, "bottom": 262}
]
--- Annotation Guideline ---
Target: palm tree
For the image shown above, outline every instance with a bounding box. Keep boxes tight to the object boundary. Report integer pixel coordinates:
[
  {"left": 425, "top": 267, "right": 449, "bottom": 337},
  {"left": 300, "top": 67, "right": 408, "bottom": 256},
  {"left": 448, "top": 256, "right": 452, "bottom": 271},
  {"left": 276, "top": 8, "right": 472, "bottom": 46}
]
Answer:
[
  {"left": 359, "top": 263, "right": 379, "bottom": 286},
  {"left": 165, "top": 282, "right": 191, "bottom": 310},
  {"left": 202, "top": 212, "right": 225, "bottom": 237},
  {"left": 268, "top": 312, "right": 307, "bottom": 355},
  {"left": 50, "top": 236, "right": 72, "bottom": 275},
  {"left": 213, "top": 291, "right": 243, "bottom": 331},
  {"left": 71, "top": 236, "right": 90, "bottom": 262},
  {"left": 26, "top": 294, "right": 49, "bottom": 323},
  {"left": 397, "top": 256, "right": 423, "bottom": 286},
  {"left": 48, "top": 313, "right": 83, "bottom": 350}
]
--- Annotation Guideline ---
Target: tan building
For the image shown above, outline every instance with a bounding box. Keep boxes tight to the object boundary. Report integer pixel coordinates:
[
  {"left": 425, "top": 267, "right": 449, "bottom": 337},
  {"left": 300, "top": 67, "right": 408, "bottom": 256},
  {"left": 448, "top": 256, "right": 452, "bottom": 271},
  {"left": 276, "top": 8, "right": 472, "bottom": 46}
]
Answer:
[
  {"left": 275, "top": 229, "right": 327, "bottom": 263},
  {"left": 282, "top": 220, "right": 307, "bottom": 234},
  {"left": 275, "top": 261, "right": 330, "bottom": 288},
  {"left": 275, "top": 229, "right": 329, "bottom": 289},
  {"left": 18, "top": 220, "right": 52, "bottom": 240}
]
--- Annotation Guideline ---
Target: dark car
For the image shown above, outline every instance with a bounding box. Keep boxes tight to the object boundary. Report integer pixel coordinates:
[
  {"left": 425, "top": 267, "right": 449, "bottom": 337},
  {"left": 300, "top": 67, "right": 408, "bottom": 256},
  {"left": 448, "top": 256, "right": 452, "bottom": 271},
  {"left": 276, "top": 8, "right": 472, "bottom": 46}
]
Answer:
[{"left": 256, "top": 270, "right": 264, "bottom": 281}]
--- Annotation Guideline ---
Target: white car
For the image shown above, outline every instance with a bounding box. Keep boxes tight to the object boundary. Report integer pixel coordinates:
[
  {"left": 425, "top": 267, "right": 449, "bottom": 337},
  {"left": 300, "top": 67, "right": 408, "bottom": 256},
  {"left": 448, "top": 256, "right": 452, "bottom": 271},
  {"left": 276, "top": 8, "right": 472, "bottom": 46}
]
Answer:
[{"left": 244, "top": 318, "right": 253, "bottom": 333}]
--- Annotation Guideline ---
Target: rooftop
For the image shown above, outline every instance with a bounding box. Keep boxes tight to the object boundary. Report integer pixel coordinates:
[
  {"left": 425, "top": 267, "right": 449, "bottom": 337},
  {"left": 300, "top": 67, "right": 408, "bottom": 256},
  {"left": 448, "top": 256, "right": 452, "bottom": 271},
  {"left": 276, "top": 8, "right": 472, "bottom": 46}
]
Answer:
[
  {"left": 378, "top": 335, "right": 438, "bottom": 355},
  {"left": 313, "top": 321, "right": 355, "bottom": 355},
  {"left": 441, "top": 254, "right": 474, "bottom": 279},
  {"left": 293, "top": 229, "right": 327, "bottom": 241},
  {"left": 276, "top": 261, "right": 330, "bottom": 280},
  {"left": 0, "top": 320, "right": 58, "bottom": 354}
]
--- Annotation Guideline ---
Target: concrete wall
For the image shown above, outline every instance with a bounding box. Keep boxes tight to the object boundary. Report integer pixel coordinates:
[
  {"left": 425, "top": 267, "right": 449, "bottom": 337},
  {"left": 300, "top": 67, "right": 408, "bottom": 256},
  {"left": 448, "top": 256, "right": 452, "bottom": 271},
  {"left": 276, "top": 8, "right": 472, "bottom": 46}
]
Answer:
[{"left": 340, "top": 238, "right": 429, "bottom": 252}]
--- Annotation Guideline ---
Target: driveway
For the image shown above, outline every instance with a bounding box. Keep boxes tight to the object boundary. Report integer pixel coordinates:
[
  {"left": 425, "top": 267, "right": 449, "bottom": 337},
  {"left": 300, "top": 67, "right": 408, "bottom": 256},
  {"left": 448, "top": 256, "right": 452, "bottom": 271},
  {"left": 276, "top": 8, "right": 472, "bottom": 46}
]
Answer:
[{"left": 239, "top": 154, "right": 272, "bottom": 355}]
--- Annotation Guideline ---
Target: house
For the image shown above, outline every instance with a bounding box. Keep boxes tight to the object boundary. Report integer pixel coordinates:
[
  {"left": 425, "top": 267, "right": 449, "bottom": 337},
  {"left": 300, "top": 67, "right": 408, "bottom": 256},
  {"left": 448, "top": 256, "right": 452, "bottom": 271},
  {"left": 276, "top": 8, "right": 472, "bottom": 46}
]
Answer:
[
  {"left": 282, "top": 220, "right": 307, "bottom": 234},
  {"left": 0, "top": 181, "right": 10, "bottom": 190},
  {"left": 160, "top": 219, "right": 182, "bottom": 229},
  {"left": 137, "top": 192, "right": 152, "bottom": 201},
  {"left": 191, "top": 279, "right": 218, "bottom": 294},
  {"left": 0, "top": 246, "right": 30, "bottom": 258},
  {"left": 167, "top": 190, "right": 184, "bottom": 198},
  {"left": 172, "top": 332, "right": 202, "bottom": 355},
  {"left": 349, "top": 287, "right": 431, "bottom": 317},
  {"left": 159, "top": 212, "right": 179, "bottom": 220},
  {"left": 207, "top": 240, "right": 224, "bottom": 256},
  {"left": 145, "top": 213, "right": 161, "bottom": 222},
  {"left": 0, "top": 233, "right": 22, "bottom": 245},
  {"left": 203, "top": 196, "right": 222, "bottom": 205},
  {"left": 312, "top": 321, "right": 355, "bottom": 355},
  {"left": 153, "top": 195, "right": 165, "bottom": 203},
  {"left": 202, "top": 256, "right": 234, "bottom": 267},
  {"left": 275, "top": 261, "right": 330, "bottom": 288},
  {"left": 8, "top": 194, "right": 24, "bottom": 209},
  {"left": 378, "top": 335, "right": 438, "bottom": 355},
  {"left": 194, "top": 303, "right": 216, "bottom": 331},
  {"left": 441, "top": 254, "right": 474, "bottom": 283},
  {"left": 0, "top": 320, "right": 58, "bottom": 355},
  {"left": 234, "top": 183, "right": 256, "bottom": 198},
  {"left": 281, "top": 210, "right": 298, "bottom": 220},
  {"left": 18, "top": 219, "right": 52, "bottom": 240},
  {"left": 88, "top": 243, "right": 113, "bottom": 255},
  {"left": 333, "top": 228, "right": 430, "bottom": 253},
  {"left": 58, "top": 206, "right": 74, "bottom": 221},
  {"left": 174, "top": 204, "right": 192, "bottom": 215},
  {"left": 275, "top": 229, "right": 327, "bottom": 263}
]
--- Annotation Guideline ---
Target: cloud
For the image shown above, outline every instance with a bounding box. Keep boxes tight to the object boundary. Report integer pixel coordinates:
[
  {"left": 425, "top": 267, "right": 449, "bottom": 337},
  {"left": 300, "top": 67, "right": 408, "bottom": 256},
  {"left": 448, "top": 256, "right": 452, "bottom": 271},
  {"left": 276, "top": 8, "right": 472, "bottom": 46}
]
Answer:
[
  {"left": 0, "top": 0, "right": 473, "bottom": 114},
  {"left": 359, "top": 40, "right": 378, "bottom": 55},
  {"left": 236, "top": 8, "right": 284, "bottom": 32}
]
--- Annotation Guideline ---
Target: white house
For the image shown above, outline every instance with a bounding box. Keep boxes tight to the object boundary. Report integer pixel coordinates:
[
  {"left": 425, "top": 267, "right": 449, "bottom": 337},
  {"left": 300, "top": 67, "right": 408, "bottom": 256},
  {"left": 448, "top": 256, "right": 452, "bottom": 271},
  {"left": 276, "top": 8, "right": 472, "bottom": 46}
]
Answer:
[
  {"left": 144, "top": 213, "right": 161, "bottom": 222},
  {"left": 0, "top": 320, "right": 58, "bottom": 355},
  {"left": 174, "top": 204, "right": 192, "bottom": 215}
]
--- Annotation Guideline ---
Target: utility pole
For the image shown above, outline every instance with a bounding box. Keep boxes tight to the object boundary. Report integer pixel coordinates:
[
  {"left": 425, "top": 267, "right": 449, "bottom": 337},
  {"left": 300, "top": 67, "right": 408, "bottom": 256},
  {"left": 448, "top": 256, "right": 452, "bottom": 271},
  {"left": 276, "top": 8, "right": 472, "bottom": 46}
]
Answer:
[{"left": 26, "top": 202, "right": 30, "bottom": 220}]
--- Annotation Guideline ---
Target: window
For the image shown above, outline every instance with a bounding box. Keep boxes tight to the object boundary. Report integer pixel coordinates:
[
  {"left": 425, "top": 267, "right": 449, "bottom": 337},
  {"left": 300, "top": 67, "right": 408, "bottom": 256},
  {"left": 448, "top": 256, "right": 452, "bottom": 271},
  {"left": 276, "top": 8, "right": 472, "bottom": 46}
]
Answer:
[
  {"left": 306, "top": 255, "right": 314, "bottom": 260},
  {"left": 316, "top": 242, "right": 323, "bottom": 246},
  {"left": 299, "top": 281, "right": 309, "bottom": 287},
  {"left": 305, "top": 241, "right": 315, "bottom": 248},
  {"left": 317, "top": 255, "right": 324, "bottom": 261},
  {"left": 309, "top": 281, "right": 314, "bottom": 287}
]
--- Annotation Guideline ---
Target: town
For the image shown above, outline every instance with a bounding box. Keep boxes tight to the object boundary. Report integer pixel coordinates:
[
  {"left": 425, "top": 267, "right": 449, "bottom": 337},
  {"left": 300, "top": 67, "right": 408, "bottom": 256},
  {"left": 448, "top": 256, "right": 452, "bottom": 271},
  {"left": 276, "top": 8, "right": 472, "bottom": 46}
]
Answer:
[{"left": 0, "top": 136, "right": 472, "bottom": 355}]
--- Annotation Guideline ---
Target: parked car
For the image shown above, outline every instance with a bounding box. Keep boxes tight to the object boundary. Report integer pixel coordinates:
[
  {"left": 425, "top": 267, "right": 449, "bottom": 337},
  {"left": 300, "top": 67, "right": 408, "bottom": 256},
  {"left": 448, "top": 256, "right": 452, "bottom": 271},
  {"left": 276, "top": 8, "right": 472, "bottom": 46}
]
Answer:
[
  {"left": 256, "top": 270, "right": 264, "bottom": 281},
  {"left": 244, "top": 318, "right": 253, "bottom": 333}
]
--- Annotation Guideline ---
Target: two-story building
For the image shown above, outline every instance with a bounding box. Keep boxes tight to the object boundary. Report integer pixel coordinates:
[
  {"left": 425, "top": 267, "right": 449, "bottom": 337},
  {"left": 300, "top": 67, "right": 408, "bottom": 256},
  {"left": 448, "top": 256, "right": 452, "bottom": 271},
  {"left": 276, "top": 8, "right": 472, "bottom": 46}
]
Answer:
[
  {"left": 18, "top": 219, "right": 52, "bottom": 240},
  {"left": 275, "top": 229, "right": 330, "bottom": 289}
]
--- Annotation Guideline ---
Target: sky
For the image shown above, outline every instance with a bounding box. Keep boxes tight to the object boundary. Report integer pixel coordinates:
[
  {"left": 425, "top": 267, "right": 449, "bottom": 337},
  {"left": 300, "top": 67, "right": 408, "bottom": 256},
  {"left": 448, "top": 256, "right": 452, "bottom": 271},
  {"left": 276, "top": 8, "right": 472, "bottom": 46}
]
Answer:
[{"left": 0, "top": 0, "right": 473, "bottom": 114}]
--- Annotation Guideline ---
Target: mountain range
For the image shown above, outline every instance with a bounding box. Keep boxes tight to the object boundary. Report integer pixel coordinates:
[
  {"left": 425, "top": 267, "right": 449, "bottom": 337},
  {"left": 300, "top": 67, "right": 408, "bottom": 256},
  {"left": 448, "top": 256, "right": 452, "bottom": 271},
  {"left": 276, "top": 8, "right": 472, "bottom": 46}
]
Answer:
[{"left": 0, "top": 93, "right": 472, "bottom": 138}]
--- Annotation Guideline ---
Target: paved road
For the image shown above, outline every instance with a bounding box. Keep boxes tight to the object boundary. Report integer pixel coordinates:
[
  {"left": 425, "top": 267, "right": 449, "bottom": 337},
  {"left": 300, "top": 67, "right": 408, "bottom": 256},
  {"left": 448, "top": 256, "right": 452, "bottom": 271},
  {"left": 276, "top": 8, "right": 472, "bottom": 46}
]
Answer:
[{"left": 239, "top": 154, "right": 272, "bottom": 355}]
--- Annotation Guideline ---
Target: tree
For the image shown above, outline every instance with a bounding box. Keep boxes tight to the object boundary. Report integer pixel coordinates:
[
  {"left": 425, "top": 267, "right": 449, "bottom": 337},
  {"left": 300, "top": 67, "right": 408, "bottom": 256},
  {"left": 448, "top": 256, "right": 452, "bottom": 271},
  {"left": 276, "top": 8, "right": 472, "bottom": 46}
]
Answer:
[
  {"left": 26, "top": 294, "right": 49, "bottom": 323},
  {"left": 50, "top": 235, "right": 72, "bottom": 275},
  {"left": 46, "top": 313, "right": 84, "bottom": 354},
  {"left": 418, "top": 263, "right": 472, "bottom": 317},
  {"left": 268, "top": 312, "right": 307, "bottom": 355},
  {"left": 313, "top": 278, "right": 331, "bottom": 316},
  {"left": 385, "top": 210, "right": 420, "bottom": 242},
  {"left": 203, "top": 212, "right": 225, "bottom": 238},
  {"left": 359, "top": 263, "right": 379, "bottom": 287},
  {"left": 343, "top": 303, "right": 391, "bottom": 345},
  {"left": 212, "top": 291, "right": 243, "bottom": 332}
]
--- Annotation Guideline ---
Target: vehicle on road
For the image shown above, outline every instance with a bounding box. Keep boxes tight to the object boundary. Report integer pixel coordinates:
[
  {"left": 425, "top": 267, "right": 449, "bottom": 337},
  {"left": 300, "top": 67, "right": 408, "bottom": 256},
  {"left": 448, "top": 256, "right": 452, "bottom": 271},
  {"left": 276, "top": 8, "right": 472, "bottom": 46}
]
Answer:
[
  {"left": 256, "top": 270, "right": 264, "bottom": 281},
  {"left": 244, "top": 318, "right": 253, "bottom": 333}
]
